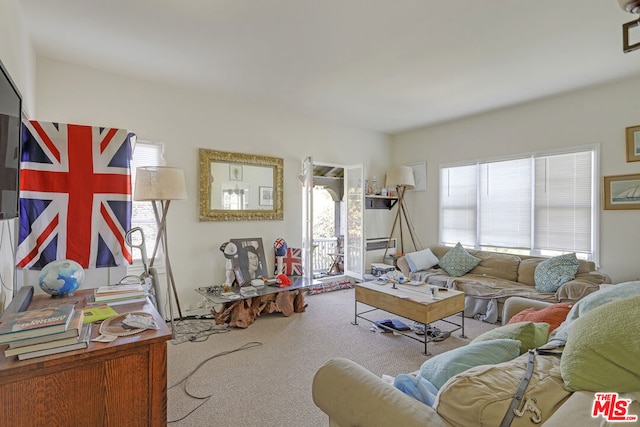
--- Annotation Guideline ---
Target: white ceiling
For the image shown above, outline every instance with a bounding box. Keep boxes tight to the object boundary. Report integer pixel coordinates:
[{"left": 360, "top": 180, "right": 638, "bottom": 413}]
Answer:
[{"left": 17, "top": 0, "right": 640, "bottom": 134}]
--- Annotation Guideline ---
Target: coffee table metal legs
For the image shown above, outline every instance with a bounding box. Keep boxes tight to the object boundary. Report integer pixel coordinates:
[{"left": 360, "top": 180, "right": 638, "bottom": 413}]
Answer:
[{"left": 352, "top": 299, "right": 465, "bottom": 355}]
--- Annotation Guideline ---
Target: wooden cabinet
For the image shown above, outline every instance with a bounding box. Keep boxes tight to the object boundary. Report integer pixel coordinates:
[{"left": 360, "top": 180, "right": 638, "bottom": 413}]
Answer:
[
  {"left": 365, "top": 195, "right": 398, "bottom": 209},
  {"left": 0, "top": 290, "right": 171, "bottom": 427}
]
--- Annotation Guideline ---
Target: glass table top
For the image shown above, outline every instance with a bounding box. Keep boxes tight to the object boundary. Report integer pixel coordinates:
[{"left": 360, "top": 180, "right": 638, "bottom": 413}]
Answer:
[{"left": 195, "top": 276, "right": 320, "bottom": 304}]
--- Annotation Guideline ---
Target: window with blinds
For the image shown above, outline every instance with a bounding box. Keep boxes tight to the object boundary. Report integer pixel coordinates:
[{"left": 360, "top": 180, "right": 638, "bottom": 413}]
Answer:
[
  {"left": 130, "top": 141, "right": 166, "bottom": 262},
  {"left": 439, "top": 146, "right": 598, "bottom": 262}
]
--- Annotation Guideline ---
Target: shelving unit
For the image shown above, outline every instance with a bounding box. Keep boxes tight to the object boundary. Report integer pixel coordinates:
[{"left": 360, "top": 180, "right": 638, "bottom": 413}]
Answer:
[{"left": 365, "top": 195, "right": 398, "bottom": 210}]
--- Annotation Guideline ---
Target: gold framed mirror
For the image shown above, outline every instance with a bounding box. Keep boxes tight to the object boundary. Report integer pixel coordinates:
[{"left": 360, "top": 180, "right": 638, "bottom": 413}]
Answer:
[{"left": 198, "top": 148, "right": 284, "bottom": 221}]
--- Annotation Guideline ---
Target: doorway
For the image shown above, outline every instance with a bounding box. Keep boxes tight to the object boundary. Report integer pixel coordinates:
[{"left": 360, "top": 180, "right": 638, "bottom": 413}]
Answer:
[
  {"left": 312, "top": 164, "right": 345, "bottom": 278},
  {"left": 301, "top": 158, "right": 364, "bottom": 281}
]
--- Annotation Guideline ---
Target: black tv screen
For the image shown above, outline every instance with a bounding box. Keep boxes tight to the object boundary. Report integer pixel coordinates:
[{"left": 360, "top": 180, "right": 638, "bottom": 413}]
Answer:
[{"left": 0, "top": 59, "right": 22, "bottom": 220}]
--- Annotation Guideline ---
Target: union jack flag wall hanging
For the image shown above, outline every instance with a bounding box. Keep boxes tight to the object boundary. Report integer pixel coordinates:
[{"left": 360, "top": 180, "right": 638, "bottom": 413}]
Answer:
[{"left": 16, "top": 120, "right": 135, "bottom": 269}]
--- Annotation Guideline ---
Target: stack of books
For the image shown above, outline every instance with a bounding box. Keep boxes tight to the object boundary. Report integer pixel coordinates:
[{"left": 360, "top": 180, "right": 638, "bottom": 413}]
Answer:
[
  {"left": 91, "top": 284, "right": 147, "bottom": 305},
  {"left": 0, "top": 304, "right": 92, "bottom": 360}
]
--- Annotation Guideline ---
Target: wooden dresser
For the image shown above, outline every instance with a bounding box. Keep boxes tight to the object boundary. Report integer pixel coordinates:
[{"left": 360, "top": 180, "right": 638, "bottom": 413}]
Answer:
[{"left": 0, "top": 289, "right": 172, "bottom": 427}]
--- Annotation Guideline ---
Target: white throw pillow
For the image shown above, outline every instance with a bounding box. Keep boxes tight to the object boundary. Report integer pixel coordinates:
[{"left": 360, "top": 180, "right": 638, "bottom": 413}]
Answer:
[{"left": 405, "top": 248, "right": 439, "bottom": 272}]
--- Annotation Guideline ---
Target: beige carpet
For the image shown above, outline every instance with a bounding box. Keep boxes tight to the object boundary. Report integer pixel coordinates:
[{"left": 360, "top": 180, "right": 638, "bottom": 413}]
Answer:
[{"left": 167, "top": 287, "right": 497, "bottom": 427}]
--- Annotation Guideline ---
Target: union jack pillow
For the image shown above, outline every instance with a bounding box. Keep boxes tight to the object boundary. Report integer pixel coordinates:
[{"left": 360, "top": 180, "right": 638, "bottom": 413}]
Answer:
[{"left": 280, "top": 247, "right": 303, "bottom": 276}]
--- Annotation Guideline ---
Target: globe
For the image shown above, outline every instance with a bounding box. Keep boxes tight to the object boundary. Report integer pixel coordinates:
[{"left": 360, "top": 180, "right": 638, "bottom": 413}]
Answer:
[{"left": 39, "top": 259, "right": 85, "bottom": 297}]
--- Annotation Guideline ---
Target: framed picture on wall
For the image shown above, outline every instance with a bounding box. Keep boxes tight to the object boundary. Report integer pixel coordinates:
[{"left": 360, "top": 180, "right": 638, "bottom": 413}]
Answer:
[
  {"left": 626, "top": 125, "right": 640, "bottom": 162},
  {"left": 603, "top": 173, "right": 640, "bottom": 210},
  {"left": 404, "top": 161, "right": 427, "bottom": 191},
  {"left": 259, "top": 186, "right": 273, "bottom": 206}
]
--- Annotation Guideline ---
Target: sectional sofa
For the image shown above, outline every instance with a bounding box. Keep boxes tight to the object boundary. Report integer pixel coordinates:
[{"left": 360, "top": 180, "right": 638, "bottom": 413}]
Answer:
[
  {"left": 312, "top": 283, "right": 640, "bottom": 426},
  {"left": 396, "top": 244, "right": 611, "bottom": 322}
]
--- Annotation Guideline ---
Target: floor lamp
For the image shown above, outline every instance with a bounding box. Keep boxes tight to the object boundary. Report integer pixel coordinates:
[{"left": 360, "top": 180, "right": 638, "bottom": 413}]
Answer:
[
  {"left": 383, "top": 165, "right": 421, "bottom": 258},
  {"left": 134, "top": 166, "right": 187, "bottom": 338}
]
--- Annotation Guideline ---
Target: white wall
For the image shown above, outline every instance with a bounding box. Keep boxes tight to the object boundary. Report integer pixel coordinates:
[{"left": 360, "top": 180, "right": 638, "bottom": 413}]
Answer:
[
  {"left": 29, "top": 57, "right": 391, "bottom": 310},
  {"left": 391, "top": 76, "right": 640, "bottom": 284},
  {"left": 0, "top": 0, "right": 35, "bottom": 309},
  {"left": 0, "top": 0, "right": 35, "bottom": 115}
]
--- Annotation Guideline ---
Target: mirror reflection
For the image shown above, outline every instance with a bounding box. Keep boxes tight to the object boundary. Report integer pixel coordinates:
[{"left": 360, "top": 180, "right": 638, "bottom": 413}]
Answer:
[{"left": 198, "top": 149, "right": 283, "bottom": 221}]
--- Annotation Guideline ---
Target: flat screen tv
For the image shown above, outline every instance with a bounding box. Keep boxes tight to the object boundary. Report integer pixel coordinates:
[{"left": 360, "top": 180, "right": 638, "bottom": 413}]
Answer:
[{"left": 0, "top": 59, "right": 22, "bottom": 220}]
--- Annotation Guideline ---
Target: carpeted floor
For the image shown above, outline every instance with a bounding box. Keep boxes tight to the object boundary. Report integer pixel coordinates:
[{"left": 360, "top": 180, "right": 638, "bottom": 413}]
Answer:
[{"left": 166, "top": 287, "right": 497, "bottom": 427}]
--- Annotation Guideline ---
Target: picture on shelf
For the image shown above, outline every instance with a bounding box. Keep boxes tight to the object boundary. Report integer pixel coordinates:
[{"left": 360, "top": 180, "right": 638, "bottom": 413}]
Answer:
[
  {"left": 231, "top": 238, "right": 269, "bottom": 282},
  {"left": 233, "top": 266, "right": 246, "bottom": 287}
]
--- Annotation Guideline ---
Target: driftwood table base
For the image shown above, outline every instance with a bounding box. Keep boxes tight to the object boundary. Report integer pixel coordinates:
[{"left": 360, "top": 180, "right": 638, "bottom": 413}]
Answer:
[{"left": 211, "top": 290, "right": 307, "bottom": 328}]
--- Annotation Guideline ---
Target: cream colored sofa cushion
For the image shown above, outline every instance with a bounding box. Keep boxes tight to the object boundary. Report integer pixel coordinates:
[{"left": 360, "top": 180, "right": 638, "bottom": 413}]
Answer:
[
  {"left": 312, "top": 357, "right": 449, "bottom": 427},
  {"left": 435, "top": 353, "right": 571, "bottom": 426},
  {"left": 518, "top": 258, "right": 543, "bottom": 286},
  {"left": 468, "top": 250, "right": 520, "bottom": 282}
]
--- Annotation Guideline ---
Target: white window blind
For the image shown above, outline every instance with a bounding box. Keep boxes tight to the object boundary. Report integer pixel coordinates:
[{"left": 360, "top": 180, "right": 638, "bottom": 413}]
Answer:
[
  {"left": 130, "top": 141, "right": 165, "bottom": 262},
  {"left": 534, "top": 151, "right": 593, "bottom": 254},
  {"left": 440, "top": 147, "right": 597, "bottom": 261},
  {"left": 479, "top": 158, "right": 532, "bottom": 249},
  {"left": 440, "top": 164, "right": 478, "bottom": 246}
]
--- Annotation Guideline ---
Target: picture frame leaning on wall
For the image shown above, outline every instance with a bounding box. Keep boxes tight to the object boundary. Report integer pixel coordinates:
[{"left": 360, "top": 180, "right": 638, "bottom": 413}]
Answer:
[{"left": 231, "top": 238, "right": 269, "bottom": 282}]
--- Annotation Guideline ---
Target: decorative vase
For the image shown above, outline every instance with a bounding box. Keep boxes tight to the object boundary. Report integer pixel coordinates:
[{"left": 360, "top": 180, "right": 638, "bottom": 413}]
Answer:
[{"left": 38, "top": 259, "right": 84, "bottom": 297}]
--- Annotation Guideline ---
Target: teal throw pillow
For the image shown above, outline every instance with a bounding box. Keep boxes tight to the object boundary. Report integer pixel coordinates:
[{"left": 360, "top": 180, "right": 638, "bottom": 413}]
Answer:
[
  {"left": 534, "top": 253, "right": 579, "bottom": 293},
  {"left": 419, "top": 338, "right": 520, "bottom": 390},
  {"left": 471, "top": 321, "right": 550, "bottom": 355},
  {"left": 438, "top": 243, "right": 481, "bottom": 277}
]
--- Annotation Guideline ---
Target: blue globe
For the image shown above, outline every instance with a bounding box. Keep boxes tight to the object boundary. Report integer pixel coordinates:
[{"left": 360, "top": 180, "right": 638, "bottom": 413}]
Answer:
[{"left": 39, "top": 259, "right": 85, "bottom": 297}]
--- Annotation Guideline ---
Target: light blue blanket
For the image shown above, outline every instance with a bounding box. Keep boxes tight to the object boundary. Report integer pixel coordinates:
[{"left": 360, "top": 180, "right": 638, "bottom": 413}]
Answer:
[
  {"left": 545, "top": 280, "right": 640, "bottom": 348},
  {"left": 393, "top": 374, "right": 439, "bottom": 407}
]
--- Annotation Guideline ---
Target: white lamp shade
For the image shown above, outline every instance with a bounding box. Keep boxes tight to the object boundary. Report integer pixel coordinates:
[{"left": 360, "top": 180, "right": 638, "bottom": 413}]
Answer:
[
  {"left": 134, "top": 166, "right": 188, "bottom": 201},
  {"left": 386, "top": 166, "right": 415, "bottom": 189}
]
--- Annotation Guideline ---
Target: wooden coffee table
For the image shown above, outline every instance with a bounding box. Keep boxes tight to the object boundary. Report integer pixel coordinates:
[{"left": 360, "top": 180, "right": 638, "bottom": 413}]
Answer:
[{"left": 353, "top": 281, "right": 465, "bottom": 355}]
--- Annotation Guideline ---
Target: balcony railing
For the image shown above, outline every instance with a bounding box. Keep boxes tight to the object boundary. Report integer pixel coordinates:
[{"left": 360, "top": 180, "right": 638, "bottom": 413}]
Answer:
[{"left": 313, "top": 237, "right": 339, "bottom": 273}]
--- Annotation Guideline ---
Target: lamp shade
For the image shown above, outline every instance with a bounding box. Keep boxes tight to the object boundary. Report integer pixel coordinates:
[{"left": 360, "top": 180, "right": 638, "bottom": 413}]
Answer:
[
  {"left": 386, "top": 166, "right": 415, "bottom": 189},
  {"left": 134, "top": 166, "right": 188, "bottom": 201}
]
